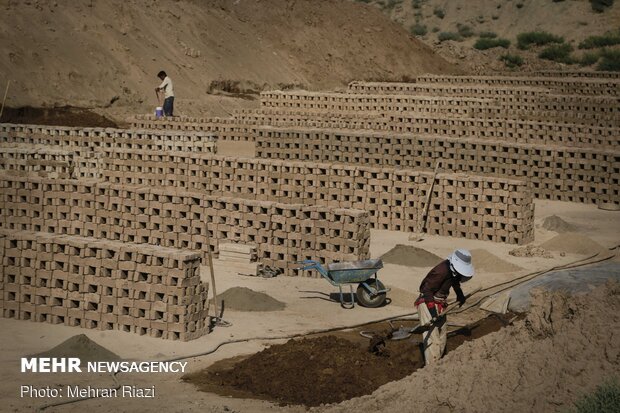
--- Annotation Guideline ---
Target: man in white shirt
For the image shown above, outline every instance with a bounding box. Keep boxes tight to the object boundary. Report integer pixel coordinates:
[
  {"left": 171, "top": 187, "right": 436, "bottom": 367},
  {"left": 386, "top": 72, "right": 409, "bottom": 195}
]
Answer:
[{"left": 155, "top": 70, "right": 175, "bottom": 116}]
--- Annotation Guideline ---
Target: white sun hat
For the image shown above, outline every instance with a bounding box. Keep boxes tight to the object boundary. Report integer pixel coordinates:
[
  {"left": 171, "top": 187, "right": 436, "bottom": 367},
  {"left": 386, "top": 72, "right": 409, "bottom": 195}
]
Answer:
[{"left": 448, "top": 249, "right": 475, "bottom": 278}]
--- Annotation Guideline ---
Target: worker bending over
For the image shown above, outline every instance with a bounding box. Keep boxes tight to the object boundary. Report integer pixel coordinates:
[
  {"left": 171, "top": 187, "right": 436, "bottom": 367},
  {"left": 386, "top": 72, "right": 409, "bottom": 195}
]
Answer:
[{"left": 415, "top": 249, "right": 474, "bottom": 364}]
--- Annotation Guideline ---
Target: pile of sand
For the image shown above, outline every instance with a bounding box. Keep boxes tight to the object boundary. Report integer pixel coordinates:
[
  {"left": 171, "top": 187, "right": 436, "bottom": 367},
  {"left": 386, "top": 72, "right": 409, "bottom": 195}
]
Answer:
[
  {"left": 34, "top": 334, "right": 120, "bottom": 363},
  {"left": 541, "top": 215, "right": 577, "bottom": 233},
  {"left": 385, "top": 285, "right": 417, "bottom": 307},
  {"left": 380, "top": 245, "right": 442, "bottom": 267},
  {"left": 216, "top": 287, "right": 285, "bottom": 312},
  {"left": 541, "top": 233, "right": 606, "bottom": 256},
  {"left": 509, "top": 245, "right": 554, "bottom": 258},
  {"left": 323, "top": 282, "right": 620, "bottom": 413},
  {"left": 470, "top": 249, "right": 523, "bottom": 273}
]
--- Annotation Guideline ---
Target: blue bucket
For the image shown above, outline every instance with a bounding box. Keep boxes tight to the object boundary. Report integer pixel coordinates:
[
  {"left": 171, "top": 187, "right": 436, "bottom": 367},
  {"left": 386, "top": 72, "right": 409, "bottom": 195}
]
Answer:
[{"left": 155, "top": 106, "right": 164, "bottom": 118}]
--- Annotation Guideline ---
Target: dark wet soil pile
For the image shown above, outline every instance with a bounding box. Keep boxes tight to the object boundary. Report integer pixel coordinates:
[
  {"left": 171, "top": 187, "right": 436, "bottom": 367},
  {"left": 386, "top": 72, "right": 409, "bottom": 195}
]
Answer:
[
  {"left": 184, "top": 315, "right": 513, "bottom": 406},
  {"left": 216, "top": 287, "right": 285, "bottom": 312},
  {"left": 0, "top": 106, "right": 118, "bottom": 128},
  {"left": 34, "top": 334, "right": 121, "bottom": 364},
  {"left": 380, "top": 244, "right": 442, "bottom": 267}
]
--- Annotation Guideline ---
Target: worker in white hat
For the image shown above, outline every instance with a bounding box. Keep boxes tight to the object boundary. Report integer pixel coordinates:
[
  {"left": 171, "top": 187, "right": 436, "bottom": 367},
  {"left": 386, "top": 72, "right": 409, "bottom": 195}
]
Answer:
[{"left": 414, "top": 249, "right": 475, "bottom": 364}]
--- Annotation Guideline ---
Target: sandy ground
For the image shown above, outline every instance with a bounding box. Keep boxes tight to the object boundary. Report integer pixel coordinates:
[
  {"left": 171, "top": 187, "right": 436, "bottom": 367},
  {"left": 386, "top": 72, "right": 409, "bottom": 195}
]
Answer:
[{"left": 1, "top": 200, "right": 618, "bottom": 412}]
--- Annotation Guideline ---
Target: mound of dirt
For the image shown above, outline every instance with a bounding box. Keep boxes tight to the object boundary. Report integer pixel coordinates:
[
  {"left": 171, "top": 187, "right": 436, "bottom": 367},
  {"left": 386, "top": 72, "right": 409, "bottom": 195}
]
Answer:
[
  {"left": 216, "top": 287, "right": 285, "bottom": 312},
  {"left": 0, "top": 106, "right": 119, "bottom": 128},
  {"left": 541, "top": 233, "right": 606, "bottom": 256},
  {"left": 386, "top": 285, "right": 417, "bottom": 307},
  {"left": 541, "top": 215, "right": 577, "bottom": 233},
  {"left": 509, "top": 245, "right": 554, "bottom": 259},
  {"left": 0, "top": 0, "right": 457, "bottom": 111},
  {"left": 323, "top": 282, "right": 620, "bottom": 413},
  {"left": 184, "top": 315, "right": 509, "bottom": 406},
  {"left": 34, "top": 334, "right": 120, "bottom": 363},
  {"left": 470, "top": 249, "right": 523, "bottom": 273},
  {"left": 380, "top": 244, "right": 442, "bottom": 267}
]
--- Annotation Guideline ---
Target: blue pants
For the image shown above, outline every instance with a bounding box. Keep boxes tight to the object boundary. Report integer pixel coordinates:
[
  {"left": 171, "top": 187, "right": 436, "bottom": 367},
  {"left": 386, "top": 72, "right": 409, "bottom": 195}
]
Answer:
[{"left": 163, "top": 97, "right": 174, "bottom": 116}]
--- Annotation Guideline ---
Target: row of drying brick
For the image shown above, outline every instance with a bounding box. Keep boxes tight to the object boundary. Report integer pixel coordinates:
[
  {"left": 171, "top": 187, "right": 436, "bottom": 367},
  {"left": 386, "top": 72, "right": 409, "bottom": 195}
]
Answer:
[
  {"left": 130, "top": 116, "right": 256, "bottom": 140},
  {"left": 523, "top": 71, "right": 620, "bottom": 79},
  {"left": 0, "top": 176, "right": 371, "bottom": 275},
  {"left": 414, "top": 74, "right": 620, "bottom": 92},
  {"left": 255, "top": 127, "right": 620, "bottom": 205},
  {"left": 0, "top": 124, "right": 218, "bottom": 154},
  {"left": 98, "top": 151, "right": 534, "bottom": 245},
  {"left": 385, "top": 115, "right": 618, "bottom": 148},
  {"left": 0, "top": 230, "right": 209, "bottom": 341}
]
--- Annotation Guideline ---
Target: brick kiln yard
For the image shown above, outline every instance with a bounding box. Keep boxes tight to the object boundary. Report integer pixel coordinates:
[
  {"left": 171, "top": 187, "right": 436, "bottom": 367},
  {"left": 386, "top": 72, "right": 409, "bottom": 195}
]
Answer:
[{"left": 1, "top": 72, "right": 619, "bottom": 412}]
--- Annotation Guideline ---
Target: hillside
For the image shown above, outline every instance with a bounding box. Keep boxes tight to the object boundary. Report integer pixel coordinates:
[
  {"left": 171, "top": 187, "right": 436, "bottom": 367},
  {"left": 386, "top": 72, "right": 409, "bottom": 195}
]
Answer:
[
  {"left": 360, "top": 0, "right": 620, "bottom": 72},
  {"left": 0, "top": 0, "right": 458, "bottom": 118}
]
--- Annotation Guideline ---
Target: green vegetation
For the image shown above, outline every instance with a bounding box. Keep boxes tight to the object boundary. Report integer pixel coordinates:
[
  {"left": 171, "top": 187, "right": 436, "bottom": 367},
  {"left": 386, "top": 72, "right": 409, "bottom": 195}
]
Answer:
[
  {"left": 479, "top": 31, "right": 497, "bottom": 39},
  {"left": 598, "top": 49, "right": 620, "bottom": 71},
  {"left": 412, "top": 0, "right": 423, "bottom": 9},
  {"left": 538, "top": 43, "right": 574, "bottom": 63},
  {"left": 517, "top": 31, "right": 564, "bottom": 50},
  {"left": 578, "top": 52, "right": 600, "bottom": 66},
  {"left": 411, "top": 23, "right": 428, "bottom": 36},
  {"left": 433, "top": 7, "right": 445, "bottom": 19},
  {"left": 516, "top": 3, "right": 524, "bottom": 8},
  {"left": 438, "top": 32, "right": 461, "bottom": 42},
  {"left": 474, "top": 37, "right": 510, "bottom": 50},
  {"left": 566, "top": 379, "right": 620, "bottom": 413},
  {"left": 590, "top": 0, "right": 615, "bottom": 13},
  {"left": 579, "top": 32, "right": 620, "bottom": 49},
  {"left": 456, "top": 24, "right": 474, "bottom": 38},
  {"left": 500, "top": 54, "right": 523, "bottom": 68}
]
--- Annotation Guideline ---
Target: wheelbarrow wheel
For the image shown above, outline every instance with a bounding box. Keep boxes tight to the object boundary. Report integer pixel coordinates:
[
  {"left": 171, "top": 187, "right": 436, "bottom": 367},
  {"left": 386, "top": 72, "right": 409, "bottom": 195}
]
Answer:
[{"left": 356, "top": 279, "right": 387, "bottom": 308}]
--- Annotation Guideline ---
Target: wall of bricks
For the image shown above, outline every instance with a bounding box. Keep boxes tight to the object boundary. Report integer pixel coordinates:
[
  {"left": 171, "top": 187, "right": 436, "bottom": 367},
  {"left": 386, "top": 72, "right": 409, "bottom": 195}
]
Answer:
[
  {"left": 349, "top": 76, "right": 620, "bottom": 96},
  {"left": 131, "top": 115, "right": 256, "bottom": 141},
  {"left": 0, "top": 229, "right": 209, "bottom": 341},
  {"left": 0, "top": 145, "right": 78, "bottom": 178},
  {"left": 0, "top": 175, "right": 371, "bottom": 276},
  {"left": 255, "top": 127, "right": 619, "bottom": 205},
  {"left": 98, "top": 152, "right": 534, "bottom": 245}
]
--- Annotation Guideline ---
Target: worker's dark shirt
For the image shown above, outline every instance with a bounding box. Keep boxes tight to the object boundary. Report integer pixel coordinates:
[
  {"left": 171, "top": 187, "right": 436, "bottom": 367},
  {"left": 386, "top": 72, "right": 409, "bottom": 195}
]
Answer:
[{"left": 419, "top": 259, "right": 463, "bottom": 302}]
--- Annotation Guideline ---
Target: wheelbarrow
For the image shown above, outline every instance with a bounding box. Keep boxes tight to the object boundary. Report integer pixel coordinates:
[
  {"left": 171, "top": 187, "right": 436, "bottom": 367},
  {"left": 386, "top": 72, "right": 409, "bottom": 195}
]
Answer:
[{"left": 296, "top": 259, "right": 390, "bottom": 309}]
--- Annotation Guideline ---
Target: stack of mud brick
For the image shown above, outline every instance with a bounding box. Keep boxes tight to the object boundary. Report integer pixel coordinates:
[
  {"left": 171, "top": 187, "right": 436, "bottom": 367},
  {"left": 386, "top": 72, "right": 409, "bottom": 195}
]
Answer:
[
  {"left": 470, "top": 95, "right": 620, "bottom": 127},
  {"left": 0, "top": 145, "right": 75, "bottom": 178},
  {"left": 523, "top": 71, "right": 620, "bottom": 79},
  {"left": 414, "top": 75, "right": 620, "bottom": 96},
  {"left": 0, "top": 175, "right": 371, "bottom": 276},
  {"left": 97, "top": 152, "right": 534, "bottom": 245},
  {"left": 0, "top": 124, "right": 217, "bottom": 179},
  {"left": 0, "top": 229, "right": 209, "bottom": 341},
  {"left": 255, "top": 127, "right": 619, "bottom": 206},
  {"left": 387, "top": 115, "right": 620, "bottom": 147},
  {"left": 131, "top": 114, "right": 257, "bottom": 141}
]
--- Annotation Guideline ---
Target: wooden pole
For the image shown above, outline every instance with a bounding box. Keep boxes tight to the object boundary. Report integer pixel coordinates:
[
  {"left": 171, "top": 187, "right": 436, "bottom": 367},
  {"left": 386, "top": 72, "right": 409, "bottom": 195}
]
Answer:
[{"left": 0, "top": 80, "right": 11, "bottom": 121}]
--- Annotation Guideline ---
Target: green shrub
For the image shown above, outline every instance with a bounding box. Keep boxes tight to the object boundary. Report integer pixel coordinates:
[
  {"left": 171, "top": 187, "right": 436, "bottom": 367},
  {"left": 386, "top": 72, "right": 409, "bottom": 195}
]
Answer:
[
  {"left": 517, "top": 31, "right": 564, "bottom": 49},
  {"left": 438, "top": 32, "right": 461, "bottom": 42},
  {"left": 566, "top": 379, "right": 620, "bottom": 413},
  {"left": 432, "top": 27, "right": 440, "bottom": 33},
  {"left": 598, "top": 49, "right": 620, "bottom": 71},
  {"left": 411, "top": 23, "right": 428, "bottom": 36},
  {"left": 590, "top": 0, "right": 615, "bottom": 13},
  {"left": 516, "top": 3, "right": 524, "bottom": 8},
  {"left": 579, "top": 32, "right": 620, "bottom": 49},
  {"left": 579, "top": 52, "right": 601, "bottom": 66},
  {"left": 500, "top": 54, "right": 523, "bottom": 68},
  {"left": 433, "top": 7, "right": 445, "bottom": 18},
  {"left": 412, "top": 0, "right": 422, "bottom": 9},
  {"left": 457, "top": 24, "right": 474, "bottom": 38},
  {"left": 479, "top": 31, "right": 497, "bottom": 39},
  {"left": 474, "top": 38, "right": 510, "bottom": 50},
  {"left": 538, "top": 43, "right": 575, "bottom": 63}
]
